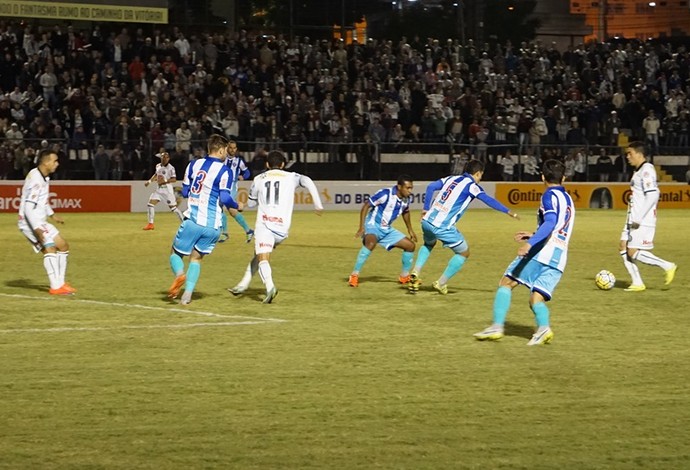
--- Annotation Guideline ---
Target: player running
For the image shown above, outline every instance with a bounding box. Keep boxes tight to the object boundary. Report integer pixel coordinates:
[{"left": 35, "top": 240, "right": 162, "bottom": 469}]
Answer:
[
  {"left": 228, "top": 150, "right": 323, "bottom": 303},
  {"left": 142, "top": 150, "right": 184, "bottom": 230},
  {"left": 218, "top": 141, "right": 254, "bottom": 243},
  {"left": 474, "top": 159, "right": 575, "bottom": 346},
  {"left": 408, "top": 159, "right": 519, "bottom": 294}
]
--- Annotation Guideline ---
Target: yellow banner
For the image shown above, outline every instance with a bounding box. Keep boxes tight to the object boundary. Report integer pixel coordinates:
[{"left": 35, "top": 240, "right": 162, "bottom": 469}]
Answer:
[
  {"left": 495, "top": 183, "right": 690, "bottom": 210},
  {"left": 0, "top": 1, "right": 168, "bottom": 23}
]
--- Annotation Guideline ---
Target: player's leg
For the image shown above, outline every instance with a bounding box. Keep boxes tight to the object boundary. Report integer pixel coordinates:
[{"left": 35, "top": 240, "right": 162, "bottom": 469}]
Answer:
[
  {"left": 392, "top": 235, "right": 416, "bottom": 284},
  {"left": 168, "top": 221, "right": 193, "bottom": 298},
  {"left": 349, "top": 233, "right": 378, "bottom": 287},
  {"left": 219, "top": 211, "right": 229, "bottom": 242},
  {"left": 630, "top": 226, "right": 677, "bottom": 285},
  {"left": 620, "top": 227, "right": 645, "bottom": 290},
  {"left": 179, "top": 225, "right": 220, "bottom": 304},
  {"left": 53, "top": 233, "right": 75, "bottom": 293},
  {"left": 229, "top": 207, "right": 254, "bottom": 242},
  {"left": 144, "top": 195, "right": 159, "bottom": 230},
  {"left": 164, "top": 188, "right": 184, "bottom": 221},
  {"left": 526, "top": 291, "right": 554, "bottom": 346},
  {"left": 229, "top": 254, "right": 258, "bottom": 295},
  {"left": 434, "top": 232, "right": 469, "bottom": 294},
  {"left": 257, "top": 252, "right": 278, "bottom": 304},
  {"left": 28, "top": 221, "right": 72, "bottom": 295},
  {"left": 411, "top": 221, "right": 438, "bottom": 276}
]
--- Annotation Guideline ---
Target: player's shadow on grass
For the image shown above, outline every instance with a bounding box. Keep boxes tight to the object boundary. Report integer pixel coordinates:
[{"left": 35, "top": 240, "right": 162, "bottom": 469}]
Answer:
[
  {"left": 5, "top": 278, "right": 46, "bottom": 292},
  {"left": 227, "top": 288, "right": 267, "bottom": 303},
  {"left": 289, "top": 244, "right": 352, "bottom": 251},
  {"left": 504, "top": 321, "right": 534, "bottom": 340},
  {"left": 158, "top": 290, "right": 209, "bottom": 302}
]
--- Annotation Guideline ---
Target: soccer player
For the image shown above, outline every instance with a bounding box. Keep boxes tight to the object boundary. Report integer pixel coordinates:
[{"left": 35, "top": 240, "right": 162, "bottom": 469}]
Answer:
[
  {"left": 168, "top": 134, "right": 243, "bottom": 305},
  {"left": 474, "top": 159, "right": 574, "bottom": 346},
  {"left": 142, "top": 150, "right": 184, "bottom": 230},
  {"left": 228, "top": 150, "right": 323, "bottom": 303},
  {"left": 219, "top": 141, "right": 254, "bottom": 243},
  {"left": 618, "top": 141, "right": 677, "bottom": 291},
  {"left": 18, "top": 149, "right": 76, "bottom": 295},
  {"left": 408, "top": 159, "right": 520, "bottom": 295},
  {"left": 348, "top": 175, "right": 418, "bottom": 288}
]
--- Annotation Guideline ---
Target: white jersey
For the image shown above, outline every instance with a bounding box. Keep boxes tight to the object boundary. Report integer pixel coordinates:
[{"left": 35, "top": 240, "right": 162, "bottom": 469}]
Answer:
[
  {"left": 249, "top": 169, "right": 323, "bottom": 236},
  {"left": 18, "top": 167, "right": 54, "bottom": 223},
  {"left": 155, "top": 163, "right": 177, "bottom": 188},
  {"left": 627, "top": 161, "right": 658, "bottom": 227}
]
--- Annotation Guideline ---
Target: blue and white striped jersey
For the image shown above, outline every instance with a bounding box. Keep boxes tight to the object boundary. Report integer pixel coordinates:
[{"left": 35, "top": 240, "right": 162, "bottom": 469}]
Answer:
[
  {"left": 423, "top": 174, "right": 483, "bottom": 228},
  {"left": 182, "top": 156, "right": 232, "bottom": 229},
  {"left": 225, "top": 155, "right": 250, "bottom": 193},
  {"left": 532, "top": 186, "right": 575, "bottom": 272},
  {"left": 365, "top": 186, "right": 410, "bottom": 228}
]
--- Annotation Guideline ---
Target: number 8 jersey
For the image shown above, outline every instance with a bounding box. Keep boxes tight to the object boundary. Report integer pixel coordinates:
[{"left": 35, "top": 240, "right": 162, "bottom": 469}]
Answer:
[{"left": 249, "top": 169, "right": 323, "bottom": 236}]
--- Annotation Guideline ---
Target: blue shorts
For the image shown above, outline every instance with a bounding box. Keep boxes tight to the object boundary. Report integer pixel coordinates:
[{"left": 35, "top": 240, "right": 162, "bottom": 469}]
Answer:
[
  {"left": 172, "top": 219, "right": 221, "bottom": 256},
  {"left": 421, "top": 220, "right": 467, "bottom": 251},
  {"left": 364, "top": 223, "right": 406, "bottom": 251},
  {"left": 504, "top": 256, "right": 563, "bottom": 301}
]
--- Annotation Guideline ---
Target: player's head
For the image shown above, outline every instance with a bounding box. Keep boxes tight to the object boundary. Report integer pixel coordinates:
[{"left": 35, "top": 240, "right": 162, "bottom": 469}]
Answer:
[
  {"left": 541, "top": 159, "right": 566, "bottom": 184},
  {"left": 266, "top": 150, "right": 286, "bottom": 169},
  {"left": 396, "top": 174, "right": 414, "bottom": 198},
  {"left": 464, "top": 159, "right": 485, "bottom": 181},
  {"left": 227, "top": 140, "right": 238, "bottom": 156},
  {"left": 158, "top": 150, "right": 170, "bottom": 163},
  {"left": 37, "top": 149, "right": 59, "bottom": 174},
  {"left": 207, "top": 134, "right": 228, "bottom": 158},
  {"left": 625, "top": 141, "right": 646, "bottom": 167}
]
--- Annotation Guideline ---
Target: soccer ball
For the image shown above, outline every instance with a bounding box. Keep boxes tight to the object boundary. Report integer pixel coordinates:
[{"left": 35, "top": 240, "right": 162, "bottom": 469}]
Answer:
[{"left": 595, "top": 270, "right": 616, "bottom": 290}]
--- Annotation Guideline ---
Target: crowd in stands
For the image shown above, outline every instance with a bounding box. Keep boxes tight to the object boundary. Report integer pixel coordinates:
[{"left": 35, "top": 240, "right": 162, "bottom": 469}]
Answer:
[{"left": 1, "top": 19, "right": 690, "bottom": 180}]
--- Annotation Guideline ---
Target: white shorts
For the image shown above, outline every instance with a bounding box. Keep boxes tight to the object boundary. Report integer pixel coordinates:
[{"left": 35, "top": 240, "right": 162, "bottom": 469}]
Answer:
[
  {"left": 254, "top": 223, "right": 288, "bottom": 255},
  {"left": 18, "top": 218, "right": 59, "bottom": 253},
  {"left": 149, "top": 186, "right": 177, "bottom": 206},
  {"left": 621, "top": 224, "right": 655, "bottom": 250}
]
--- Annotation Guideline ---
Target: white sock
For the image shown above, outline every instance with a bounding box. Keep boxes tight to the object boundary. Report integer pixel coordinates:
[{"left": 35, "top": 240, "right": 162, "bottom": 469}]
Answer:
[
  {"left": 258, "top": 260, "right": 275, "bottom": 292},
  {"left": 634, "top": 250, "right": 673, "bottom": 270},
  {"left": 620, "top": 251, "right": 644, "bottom": 286},
  {"left": 236, "top": 257, "right": 259, "bottom": 289},
  {"left": 57, "top": 251, "right": 68, "bottom": 286},
  {"left": 147, "top": 204, "right": 155, "bottom": 224},
  {"left": 43, "top": 253, "right": 61, "bottom": 289},
  {"left": 171, "top": 206, "right": 184, "bottom": 221}
]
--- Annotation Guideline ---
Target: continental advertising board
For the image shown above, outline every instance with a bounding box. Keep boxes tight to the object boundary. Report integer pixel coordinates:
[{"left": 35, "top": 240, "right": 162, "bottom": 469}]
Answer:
[
  {"left": 495, "top": 182, "right": 690, "bottom": 210},
  {"left": 0, "top": 0, "right": 168, "bottom": 23}
]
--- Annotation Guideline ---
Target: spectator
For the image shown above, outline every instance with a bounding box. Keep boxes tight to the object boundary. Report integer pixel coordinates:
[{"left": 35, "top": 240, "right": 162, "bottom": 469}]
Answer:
[
  {"left": 93, "top": 144, "right": 110, "bottom": 180},
  {"left": 596, "top": 148, "right": 614, "bottom": 182}
]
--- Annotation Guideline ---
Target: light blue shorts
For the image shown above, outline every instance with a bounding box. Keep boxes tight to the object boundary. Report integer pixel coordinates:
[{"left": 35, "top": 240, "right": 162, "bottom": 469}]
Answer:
[
  {"left": 364, "top": 223, "right": 406, "bottom": 251},
  {"left": 421, "top": 220, "right": 467, "bottom": 251},
  {"left": 172, "top": 219, "right": 221, "bottom": 256},
  {"left": 504, "top": 256, "right": 563, "bottom": 301}
]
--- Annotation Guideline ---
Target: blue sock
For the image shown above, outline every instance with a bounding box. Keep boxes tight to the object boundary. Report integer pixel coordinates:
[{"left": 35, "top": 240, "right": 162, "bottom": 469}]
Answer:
[
  {"left": 185, "top": 261, "right": 201, "bottom": 293},
  {"left": 221, "top": 212, "right": 228, "bottom": 234},
  {"left": 353, "top": 247, "right": 372, "bottom": 273},
  {"left": 439, "top": 254, "right": 466, "bottom": 284},
  {"left": 401, "top": 251, "right": 413, "bottom": 274},
  {"left": 492, "top": 286, "right": 512, "bottom": 325},
  {"left": 413, "top": 245, "right": 433, "bottom": 272},
  {"left": 531, "top": 302, "right": 550, "bottom": 328},
  {"left": 170, "top": 253, "right": 185, "bottom": 276},
  {"left": 234, "top": 213, "right": 251, "bottom": 233}
]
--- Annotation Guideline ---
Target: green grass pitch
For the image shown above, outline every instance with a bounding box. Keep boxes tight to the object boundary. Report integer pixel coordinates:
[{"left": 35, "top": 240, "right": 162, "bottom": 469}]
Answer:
[{"left": 1, "top": 209, "right": 689, "bottom": 469}]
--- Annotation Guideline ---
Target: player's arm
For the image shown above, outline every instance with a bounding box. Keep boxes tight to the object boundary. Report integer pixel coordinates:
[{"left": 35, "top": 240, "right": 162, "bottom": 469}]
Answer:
[
  {"left": 423, "top": 179, "right": 444, "bottom": 213},
  {"left": 239, "top": 159, "right": 251, "bottom": 181},
  {"left": 180, "top": 163, "right": 194, "bottom": 198},
  {"left": 518, "top": 211, "right": 557, "bottom": 257},
  {"left": 144, "top": 172, "right": 156, "bottom": 187},
  {"left": 630, "top": 189, "right": 659, "bottom": 229},
  {"left": 220, "top": 189, "right": 243, "bottom": 211},
  {"left": 246, "top": 181, "right": 258, "bottom": 208},
  {"left": 476, "top": 192, "right": 519, "bottom": 219},
  {"left": 402, "top": 209, "right": 417, "bottom": 242},
  {"left": 299, "top": 174, "right": 324, "bottom": 214}
]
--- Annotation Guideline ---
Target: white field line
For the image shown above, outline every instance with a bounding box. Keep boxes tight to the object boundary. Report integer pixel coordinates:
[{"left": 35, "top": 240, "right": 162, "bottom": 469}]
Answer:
[{"left": 0, "top": 293, "right": 287, "bottom": 333}]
